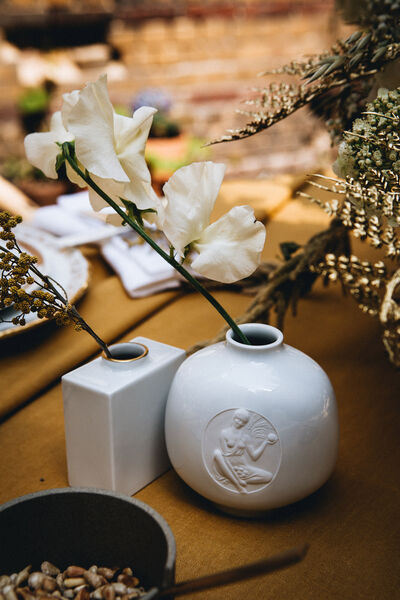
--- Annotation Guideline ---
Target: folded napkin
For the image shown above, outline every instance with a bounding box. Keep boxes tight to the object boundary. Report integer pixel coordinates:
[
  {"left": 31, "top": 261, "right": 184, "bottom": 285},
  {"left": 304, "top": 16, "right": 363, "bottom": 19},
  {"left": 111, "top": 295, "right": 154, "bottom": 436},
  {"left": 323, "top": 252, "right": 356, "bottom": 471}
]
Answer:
[
  {"left": 101, "top": 236, "right": 180, "bottom": 298},
  {"left": 30, "top": 191, "right": 180, "bottom": 298}
]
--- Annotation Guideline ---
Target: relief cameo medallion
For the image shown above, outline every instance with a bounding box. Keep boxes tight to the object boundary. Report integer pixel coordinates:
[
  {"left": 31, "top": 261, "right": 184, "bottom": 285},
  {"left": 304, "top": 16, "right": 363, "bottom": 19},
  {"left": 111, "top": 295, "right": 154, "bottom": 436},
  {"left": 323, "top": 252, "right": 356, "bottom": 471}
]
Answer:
[{"left": 202, "top": 408, "right": 281, "bottom": 494}]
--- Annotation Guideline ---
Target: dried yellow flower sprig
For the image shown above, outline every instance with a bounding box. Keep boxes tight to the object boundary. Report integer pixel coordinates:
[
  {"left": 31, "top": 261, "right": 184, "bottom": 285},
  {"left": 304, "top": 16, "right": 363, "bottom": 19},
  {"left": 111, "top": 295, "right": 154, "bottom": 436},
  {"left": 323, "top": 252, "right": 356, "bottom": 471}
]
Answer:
[{"left": 0, "top": 212, "right": 112, "bottom": 357}]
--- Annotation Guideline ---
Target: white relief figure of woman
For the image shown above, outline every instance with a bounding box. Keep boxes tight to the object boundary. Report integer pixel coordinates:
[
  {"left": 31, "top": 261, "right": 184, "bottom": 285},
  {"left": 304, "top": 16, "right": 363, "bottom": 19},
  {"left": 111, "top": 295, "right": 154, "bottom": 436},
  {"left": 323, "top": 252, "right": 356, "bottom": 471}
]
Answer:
[{"left": 212, "top": 408, "right": 277, "bottom": 493}]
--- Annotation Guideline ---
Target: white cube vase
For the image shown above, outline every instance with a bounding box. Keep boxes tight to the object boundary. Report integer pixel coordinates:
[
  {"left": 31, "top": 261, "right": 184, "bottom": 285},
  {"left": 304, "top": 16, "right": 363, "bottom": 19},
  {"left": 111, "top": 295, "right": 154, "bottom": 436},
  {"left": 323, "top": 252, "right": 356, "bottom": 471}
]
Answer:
[{"left": 62, "top": 337, "right": 185, "bottom": 495}]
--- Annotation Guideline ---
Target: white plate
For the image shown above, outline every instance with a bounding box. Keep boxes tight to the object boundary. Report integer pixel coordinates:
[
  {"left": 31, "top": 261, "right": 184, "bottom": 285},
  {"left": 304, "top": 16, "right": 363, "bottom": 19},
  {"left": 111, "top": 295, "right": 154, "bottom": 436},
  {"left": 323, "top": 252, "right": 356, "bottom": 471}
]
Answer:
[{"left": 0, "top": 224, "right": 89, "bottom": 339}]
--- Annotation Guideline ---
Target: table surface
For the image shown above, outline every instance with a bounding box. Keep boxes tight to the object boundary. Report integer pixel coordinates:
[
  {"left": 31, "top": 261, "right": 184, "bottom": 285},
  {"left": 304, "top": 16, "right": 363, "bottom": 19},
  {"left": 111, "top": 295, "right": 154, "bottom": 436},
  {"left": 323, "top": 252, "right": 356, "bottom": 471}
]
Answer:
[{"left": 1, "top": 178, "right": 399, "bottom": 599}]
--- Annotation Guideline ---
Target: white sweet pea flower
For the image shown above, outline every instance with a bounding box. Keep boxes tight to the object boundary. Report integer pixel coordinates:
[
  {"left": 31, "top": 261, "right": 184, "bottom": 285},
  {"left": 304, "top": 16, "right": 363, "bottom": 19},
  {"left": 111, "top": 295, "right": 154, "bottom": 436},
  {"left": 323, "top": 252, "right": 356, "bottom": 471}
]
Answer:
[
  {"left": 61, "top": 89, "right": 80, "bottom": 128},
  {"left": 24, "top": 111, "right": 73, "bottom": 179},
  {"left": 162, "top": 162, "right": 226, "bottom": 256},
  {"left": 63, "top": 75, "right": 161, "bottom": 222},
  {"left": 191, "top": 205, "right": 266, "bottom": 283},
  {"left": 25, "top": 76, "right": 159, "bottom": 223},
  {"left": 161, "top": 162, "right": 266, "bottom": 283},
  {"left": 66, "top": 75, "right": 156, "bottom": 185}
]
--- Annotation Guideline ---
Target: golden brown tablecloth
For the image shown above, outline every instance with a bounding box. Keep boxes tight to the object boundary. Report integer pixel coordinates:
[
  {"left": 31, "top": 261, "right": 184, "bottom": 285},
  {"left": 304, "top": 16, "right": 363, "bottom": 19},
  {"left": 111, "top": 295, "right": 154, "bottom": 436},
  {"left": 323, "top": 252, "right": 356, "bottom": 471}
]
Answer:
[{"left": 1, "top": 182, "right": 399, "bottom": 599}]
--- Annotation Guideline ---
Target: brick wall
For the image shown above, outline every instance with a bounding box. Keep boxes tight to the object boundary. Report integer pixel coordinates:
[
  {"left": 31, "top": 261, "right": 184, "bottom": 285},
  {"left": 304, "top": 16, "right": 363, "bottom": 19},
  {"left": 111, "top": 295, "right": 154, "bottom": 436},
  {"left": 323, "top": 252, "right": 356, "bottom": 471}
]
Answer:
[{"left": 0, "top": 3, "right": 350, "bottom": 176}]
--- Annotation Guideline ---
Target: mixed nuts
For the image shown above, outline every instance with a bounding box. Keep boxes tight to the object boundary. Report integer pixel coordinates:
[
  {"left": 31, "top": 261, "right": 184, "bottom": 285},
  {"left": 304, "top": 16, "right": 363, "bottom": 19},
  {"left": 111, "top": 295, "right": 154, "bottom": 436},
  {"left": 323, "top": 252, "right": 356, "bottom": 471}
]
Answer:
[{"left": 0, "top": 563, "right": 149, "bottom": 600}]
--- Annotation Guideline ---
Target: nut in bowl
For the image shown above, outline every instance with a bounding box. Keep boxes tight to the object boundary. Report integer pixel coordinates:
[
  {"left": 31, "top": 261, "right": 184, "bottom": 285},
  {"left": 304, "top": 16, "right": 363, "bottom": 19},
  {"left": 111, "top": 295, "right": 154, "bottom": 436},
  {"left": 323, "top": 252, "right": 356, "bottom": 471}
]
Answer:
[{"left": 0, "top": 488, "right": 175, "bottom": 600}]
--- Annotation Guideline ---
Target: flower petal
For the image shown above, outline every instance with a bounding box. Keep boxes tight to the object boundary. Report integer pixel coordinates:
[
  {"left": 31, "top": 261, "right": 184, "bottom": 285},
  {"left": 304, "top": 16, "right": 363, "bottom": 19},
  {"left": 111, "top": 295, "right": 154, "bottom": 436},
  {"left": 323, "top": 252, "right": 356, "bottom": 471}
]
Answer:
[
  {"left": 24, "top": 111, "right": 72, "bottom": 179},
  {"left": 101, "top": 207, "right": 125, "bottom": 226},
  {"left": 162, "top": 162, "right": 225, "bottom": 256},
  {"left": 61, "top": 89, "right": 79, "bottom": 130},
  {"left": 67, "top": 75, "right": 129, "bottom": 182},
  {"left": 123, "top": 178, "right": 165, "bottom": 226},
  {"left": 87, "top": 175, "right": 125, "bottom": 211},
  {"left": 114, "top": 107, "right": 156, "bottom": 183},
  {"left": 65, "top": 161, "right": 86, "bottom": 187},
  {"left": 191, "top": 205, "right": 266, "bottom": 283}
]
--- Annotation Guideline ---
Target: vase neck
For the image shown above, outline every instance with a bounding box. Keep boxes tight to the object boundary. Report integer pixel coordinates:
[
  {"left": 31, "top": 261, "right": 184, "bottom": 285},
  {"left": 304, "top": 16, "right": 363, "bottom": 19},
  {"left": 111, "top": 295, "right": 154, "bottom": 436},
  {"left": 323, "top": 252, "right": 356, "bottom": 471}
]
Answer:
[
  {"left": 226, "top": 323, "right": 283, "bottom": 352},
  {"left": 102, "top": 342, "right": 149, "bottom": 363}
]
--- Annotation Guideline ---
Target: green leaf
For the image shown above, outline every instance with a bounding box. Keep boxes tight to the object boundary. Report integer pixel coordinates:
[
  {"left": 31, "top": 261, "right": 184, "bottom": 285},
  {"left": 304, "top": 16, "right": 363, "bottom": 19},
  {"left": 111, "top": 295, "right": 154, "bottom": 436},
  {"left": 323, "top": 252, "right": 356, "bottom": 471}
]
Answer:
[
  {"left": 55, "top": 152, "right": 65, "bottom": 173},
  {"left": 121, "top": 199, "right": 157, "bottom": 228}
]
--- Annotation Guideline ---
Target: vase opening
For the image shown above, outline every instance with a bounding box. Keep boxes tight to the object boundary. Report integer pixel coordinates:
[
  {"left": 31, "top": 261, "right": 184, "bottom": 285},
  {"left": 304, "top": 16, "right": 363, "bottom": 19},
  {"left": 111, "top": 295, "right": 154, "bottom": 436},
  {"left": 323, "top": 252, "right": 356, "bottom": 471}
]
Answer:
[
  {"left": 227, "top": 323, "right": 283, "bottom": 350},
  {"left": 102, "top": 342, "right": 149, "bottom": 362}
]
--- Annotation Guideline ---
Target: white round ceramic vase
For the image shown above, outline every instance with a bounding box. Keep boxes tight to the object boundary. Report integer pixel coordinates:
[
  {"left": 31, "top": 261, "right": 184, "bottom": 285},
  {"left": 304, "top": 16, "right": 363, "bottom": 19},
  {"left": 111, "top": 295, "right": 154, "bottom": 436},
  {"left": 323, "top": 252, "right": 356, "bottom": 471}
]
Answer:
[{"left": 165, "top": 323, "right": 339, "bottom": 515}]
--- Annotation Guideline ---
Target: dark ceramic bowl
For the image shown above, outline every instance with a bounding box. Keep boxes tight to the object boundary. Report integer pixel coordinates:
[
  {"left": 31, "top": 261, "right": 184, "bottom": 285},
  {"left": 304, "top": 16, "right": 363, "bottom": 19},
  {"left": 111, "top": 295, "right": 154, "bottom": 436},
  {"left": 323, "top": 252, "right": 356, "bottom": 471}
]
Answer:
[{"left": 0, "top": 488, "right": 175, "bottom": 599}]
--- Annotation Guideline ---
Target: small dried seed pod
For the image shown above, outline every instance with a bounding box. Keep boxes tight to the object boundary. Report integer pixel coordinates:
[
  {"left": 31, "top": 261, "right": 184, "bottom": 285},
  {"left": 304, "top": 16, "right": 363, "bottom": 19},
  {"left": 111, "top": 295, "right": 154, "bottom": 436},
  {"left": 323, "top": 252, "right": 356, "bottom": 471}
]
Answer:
[
  {"left": 83, "top": 573, "right": 105, "bottom": 590},
  {"left": 41, "top": 563, "right": 60, "bottom": 578},
  {"left": 64, "top": 568, "right": 85, "bottom": 579},
  {"left": 102, "top": 585, "right": 115, "bottom": 600},
  {"left": 96, "top": 571, "right": 115, "bottom": 582},
  {"left": 3, "top": 585, "right": 18, "bottom": 600},
  {"left": 16, "top": 588, "right": 36, "bottom": 600},
  {"left": 63, "top": 579, "right": 86, "bottom": 590},
  {"left": 75, "top": 589, "right": 90, "bottom": 600},
  {"left": 42, "top": 577, "right": 57, "bottom": 593},
  {"left": 9, "top": 577, "right": 16, "bottom": 586},
  {"left": 87, "top": 568, "right": 98, "bottom": 575},
  {"left": 120, "top": 571, "right": 132, "bottom": 578},
  {"left": 28, "top": 573, "right": 45, "bottom": 590},
  {"left": 90, "top": 587, "right": 104, "bottom": 600},
  {"left": 126, "top": 593, "right": 141, "bottom": 600},
  {"left": 56, "top": 574, "right": 65, "bottom": 590},
  {"left": 63, "top": 590, "right": 75, "bottom": 599},
  {"left": 116, "top": 578, "right": 138, "bottom": 589},
  {"left": 111, "top": 583, "right": 126, "bottom": 596},
  {"left": 52, "top": 591, "right": 62, "bottom": 598},
  {"left": 0, "top": 577, "right": 10, "bottom": 589},
  {"left": 36, "top": 591, "right": 54, "bottom": 599},
  {"left": 16, "top": 567, "right": 32, "bottom": 587}
]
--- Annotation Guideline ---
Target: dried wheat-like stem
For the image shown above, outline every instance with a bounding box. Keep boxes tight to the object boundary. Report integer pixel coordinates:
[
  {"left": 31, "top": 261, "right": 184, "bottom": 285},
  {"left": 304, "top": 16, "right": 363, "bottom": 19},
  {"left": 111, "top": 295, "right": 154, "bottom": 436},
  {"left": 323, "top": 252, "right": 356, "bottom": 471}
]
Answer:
[
  {"left": 210, "top": 1, "right": 400, "bottom": 145},
  {"left": 300, "top": 179, "right": 400, "bottom": 257},
  {"left": 313, "top": 252, "right": 388, "bottom": 316},
  {"left": 380, "top": 267, "right": 400, "bottom": 366}
]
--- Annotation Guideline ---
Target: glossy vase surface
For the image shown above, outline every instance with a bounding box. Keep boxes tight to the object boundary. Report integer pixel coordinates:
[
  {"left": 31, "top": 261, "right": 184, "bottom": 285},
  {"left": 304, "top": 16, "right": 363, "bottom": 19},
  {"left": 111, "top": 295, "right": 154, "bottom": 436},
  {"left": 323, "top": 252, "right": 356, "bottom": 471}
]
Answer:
[{"left": 165, "top": 323, "right": 339, "bottom": 514}]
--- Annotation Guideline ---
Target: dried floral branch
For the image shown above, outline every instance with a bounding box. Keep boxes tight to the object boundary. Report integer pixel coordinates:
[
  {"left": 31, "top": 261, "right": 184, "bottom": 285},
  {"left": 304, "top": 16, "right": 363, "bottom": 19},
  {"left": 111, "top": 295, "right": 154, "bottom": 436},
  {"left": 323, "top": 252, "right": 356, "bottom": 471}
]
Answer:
[
  {"left": 294, "top": 85, "right": 400, "bottom": 363},
  {"left": 302, "top": 87, "right": 400, "bottom": 257},
  {"left": 312, "top": 253, "right": 388, "bottom": 316},
  {"left": 207, "top": 3, "right": 400, "bottom": 365},
  {"left": 0, "top": 212, "right": 111, "bottom": 357},
  {"left": 210, "top": 0, "right": 400, "bottom": 145},
  {"left": 380, "top": 266, "right": 400, "bottom": 365},
  {"left": 312, "top": 252, "right": 400, "bottom": 366},
  {"left": 300, "top": 176, "right": 400, "bottom": 257}
]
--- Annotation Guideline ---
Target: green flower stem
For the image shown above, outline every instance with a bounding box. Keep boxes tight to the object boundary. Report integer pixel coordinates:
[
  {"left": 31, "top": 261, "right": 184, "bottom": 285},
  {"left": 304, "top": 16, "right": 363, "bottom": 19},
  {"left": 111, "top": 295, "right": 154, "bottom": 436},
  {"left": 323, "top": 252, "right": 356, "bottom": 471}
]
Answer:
[{"left": 62, "top": 144, "right": 250, "bottom": 346}]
